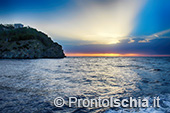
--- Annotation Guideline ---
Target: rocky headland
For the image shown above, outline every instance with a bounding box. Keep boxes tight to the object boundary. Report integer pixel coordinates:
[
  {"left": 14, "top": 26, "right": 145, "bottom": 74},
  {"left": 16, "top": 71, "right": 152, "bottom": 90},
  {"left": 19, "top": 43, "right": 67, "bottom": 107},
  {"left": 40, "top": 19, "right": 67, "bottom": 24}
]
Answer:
[{"left": 0, "top": 24, "right": 65, "bottom": 59}]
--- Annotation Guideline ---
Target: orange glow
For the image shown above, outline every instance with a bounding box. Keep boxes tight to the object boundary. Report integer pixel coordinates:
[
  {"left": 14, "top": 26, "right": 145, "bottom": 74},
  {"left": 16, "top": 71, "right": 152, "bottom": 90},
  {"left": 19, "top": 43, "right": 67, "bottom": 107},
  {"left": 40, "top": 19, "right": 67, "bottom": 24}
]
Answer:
[{"left": 66, "top": 53, "right": 170, "bottom": 57}]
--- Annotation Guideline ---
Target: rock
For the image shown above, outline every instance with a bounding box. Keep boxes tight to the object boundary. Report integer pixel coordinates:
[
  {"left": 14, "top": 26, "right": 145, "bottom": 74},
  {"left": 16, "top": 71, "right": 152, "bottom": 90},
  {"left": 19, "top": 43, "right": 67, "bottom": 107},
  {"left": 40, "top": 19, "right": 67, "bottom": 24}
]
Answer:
[{"left": 0, "top": 24, "right": 65, "bottom": 59}]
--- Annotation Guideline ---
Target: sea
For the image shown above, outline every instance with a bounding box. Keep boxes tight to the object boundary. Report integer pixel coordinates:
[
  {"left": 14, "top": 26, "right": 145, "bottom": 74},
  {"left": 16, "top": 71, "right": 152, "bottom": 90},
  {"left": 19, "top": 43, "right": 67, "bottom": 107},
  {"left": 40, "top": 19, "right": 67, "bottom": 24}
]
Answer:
[{"left": 0, "top": 57, "right": 170, "bottom": 113}]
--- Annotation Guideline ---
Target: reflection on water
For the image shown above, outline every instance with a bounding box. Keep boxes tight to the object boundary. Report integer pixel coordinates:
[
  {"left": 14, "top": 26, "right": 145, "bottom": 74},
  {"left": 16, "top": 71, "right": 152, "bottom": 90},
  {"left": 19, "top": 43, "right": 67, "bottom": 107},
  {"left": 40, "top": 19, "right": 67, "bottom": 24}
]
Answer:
[{"left": 0, "top": 57, "right": 170, "bottom": 112}]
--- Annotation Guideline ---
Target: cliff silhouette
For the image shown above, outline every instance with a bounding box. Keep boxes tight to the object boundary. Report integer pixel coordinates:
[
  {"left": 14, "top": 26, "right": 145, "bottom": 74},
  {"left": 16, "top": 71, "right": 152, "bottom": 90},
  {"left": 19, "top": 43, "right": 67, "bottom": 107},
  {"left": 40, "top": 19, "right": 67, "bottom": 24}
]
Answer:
[{"left": 0, "top": 24, "right": 65, "bottom": 58}]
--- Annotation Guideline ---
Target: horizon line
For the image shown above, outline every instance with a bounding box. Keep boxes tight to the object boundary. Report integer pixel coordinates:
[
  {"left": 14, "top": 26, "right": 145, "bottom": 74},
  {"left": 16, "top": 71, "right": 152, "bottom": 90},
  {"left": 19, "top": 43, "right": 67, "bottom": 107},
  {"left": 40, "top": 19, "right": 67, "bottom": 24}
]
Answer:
[{"left": 65, "top": 53, "right": 170, "bottom": 57}]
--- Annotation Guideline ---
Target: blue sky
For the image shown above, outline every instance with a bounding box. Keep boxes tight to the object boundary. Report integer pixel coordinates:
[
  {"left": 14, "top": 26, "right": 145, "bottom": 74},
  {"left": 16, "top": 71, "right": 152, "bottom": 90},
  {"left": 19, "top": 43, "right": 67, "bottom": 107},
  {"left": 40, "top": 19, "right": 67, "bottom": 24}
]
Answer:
[{"left": 1, "top": 0, "right": 170, "bottom": 55}]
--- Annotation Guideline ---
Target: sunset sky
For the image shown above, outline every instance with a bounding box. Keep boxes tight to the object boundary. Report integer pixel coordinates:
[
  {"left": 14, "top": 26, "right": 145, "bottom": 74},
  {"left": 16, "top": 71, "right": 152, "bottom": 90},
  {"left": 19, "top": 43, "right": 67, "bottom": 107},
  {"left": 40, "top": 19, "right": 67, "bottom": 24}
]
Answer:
[{"left": 1, "top": 0, "right": 170, "bottom": 56}]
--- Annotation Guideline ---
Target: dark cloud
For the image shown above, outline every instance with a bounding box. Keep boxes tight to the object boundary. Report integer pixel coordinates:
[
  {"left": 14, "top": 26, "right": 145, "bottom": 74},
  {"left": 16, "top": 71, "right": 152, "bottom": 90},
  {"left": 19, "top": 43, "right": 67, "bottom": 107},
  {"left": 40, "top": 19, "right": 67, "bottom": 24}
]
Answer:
[{"left": 64, "top": 38, "right": 170, "bottom": 55}]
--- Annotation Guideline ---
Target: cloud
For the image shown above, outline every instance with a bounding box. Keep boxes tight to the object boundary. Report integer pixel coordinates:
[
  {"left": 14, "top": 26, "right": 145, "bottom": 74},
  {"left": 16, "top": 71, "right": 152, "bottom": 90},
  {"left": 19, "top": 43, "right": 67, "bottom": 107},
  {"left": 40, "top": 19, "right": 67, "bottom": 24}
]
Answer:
[
  {"left": 65, "top": 38, "right": 170, "bottom": 55},
  {"left": 138, "top": 39, "right": 150, "bottom": 43},
  {"left": 138, "top": 29, "right": 170, "bottom": 43},
  {"left": 128, "top": 38, "right": 135, "bottom": 43}
]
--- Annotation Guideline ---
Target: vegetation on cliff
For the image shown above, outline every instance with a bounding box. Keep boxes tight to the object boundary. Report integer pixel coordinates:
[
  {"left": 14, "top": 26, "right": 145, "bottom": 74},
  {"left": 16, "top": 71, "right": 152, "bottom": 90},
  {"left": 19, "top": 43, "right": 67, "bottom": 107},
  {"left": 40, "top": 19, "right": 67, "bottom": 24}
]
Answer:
[{"left": 0, "top": 24, "right": 65, "bottom": 58}]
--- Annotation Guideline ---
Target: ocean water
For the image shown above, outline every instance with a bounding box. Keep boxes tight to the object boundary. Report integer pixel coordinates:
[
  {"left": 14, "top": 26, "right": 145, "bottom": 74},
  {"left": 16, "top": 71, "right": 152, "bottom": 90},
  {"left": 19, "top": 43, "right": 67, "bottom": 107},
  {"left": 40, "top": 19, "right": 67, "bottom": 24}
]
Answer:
[{"left": 0, "top": 57, "right": 170, "bottom": 113}]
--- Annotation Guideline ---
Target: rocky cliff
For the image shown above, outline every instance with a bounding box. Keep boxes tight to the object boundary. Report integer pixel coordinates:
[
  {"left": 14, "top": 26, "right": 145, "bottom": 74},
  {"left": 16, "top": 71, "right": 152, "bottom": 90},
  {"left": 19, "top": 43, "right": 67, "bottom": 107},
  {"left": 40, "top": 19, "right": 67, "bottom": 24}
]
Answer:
[{"left": 0, "top": 24, "right": 65, "bottom": 59}]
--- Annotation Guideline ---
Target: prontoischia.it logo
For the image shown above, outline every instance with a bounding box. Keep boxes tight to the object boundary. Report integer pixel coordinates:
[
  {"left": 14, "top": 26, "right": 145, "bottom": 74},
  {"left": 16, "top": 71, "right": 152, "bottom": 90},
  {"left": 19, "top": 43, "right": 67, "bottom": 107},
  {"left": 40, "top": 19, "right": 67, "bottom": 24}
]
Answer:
[{"left": 54, "top": 96, "right": 160, "bottom": 108}]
